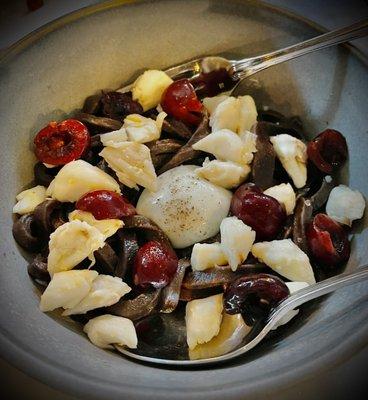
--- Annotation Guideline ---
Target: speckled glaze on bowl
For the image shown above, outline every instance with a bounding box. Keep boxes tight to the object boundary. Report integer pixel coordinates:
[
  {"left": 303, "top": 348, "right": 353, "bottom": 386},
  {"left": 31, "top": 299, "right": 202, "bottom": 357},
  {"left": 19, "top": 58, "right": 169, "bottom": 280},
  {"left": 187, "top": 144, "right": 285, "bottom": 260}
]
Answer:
[{"left": 0, "top": 1, "right": 367, "bottom": 399}]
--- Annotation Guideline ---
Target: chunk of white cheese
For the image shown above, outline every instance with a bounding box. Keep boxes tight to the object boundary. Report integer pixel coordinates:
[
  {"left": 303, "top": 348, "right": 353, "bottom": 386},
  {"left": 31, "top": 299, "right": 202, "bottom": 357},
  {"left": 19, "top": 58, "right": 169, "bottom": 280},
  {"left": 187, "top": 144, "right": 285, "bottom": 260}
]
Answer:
[
  {"left": 220, "top": 217, "right": 256, "bottom": 271},
  {"left": 192, "top": 129, "right": 256, "bottom": 165},
  {"left": 202, "top": 95, "right": 229, "bottom": 114},
  {"left": 264, "top": 183, "right": 296, "bottom": 215},
  {"left": 190, "top": 242, "right": 227, "bottom": 271},
  {"left": 185, "top": 294, "right": 223, "bottom": 350},
  {"left": 123, "top": 112, "right": 166, "bottom": 143},
  {"left": 238, "top": 95, "right": 258, "bottom": 134},
  {"left": 46, "top": 160, "right": 121, "bottom": 202},
  {"left": 252, "top": 239, "right": 316, "bottom": 284},
  {"left": 196, "top": 158, "right": 250, "bottom": 189},
  {"left": 132, "top": 70, "right": 173, "bottom": 111},
  {"left": 13, "top": 185, "right": 47, "bottom": 214},
  {"left": 84, "top": 314, "right": 137, "bottom": 349},
  {"left": 210, "top": 95, "right": 257, "bottom": 134},
  {"left": 100, "top": 141, "right": 157, "bottom": 192},
  {"left": 40, "top": 270, "right": 98, "bottom": 312},
  {"left": 271, "top": 281, "right": 310, "bottom": 330},
  {"left": 47, "top": 220, "right": 105, "bottom": 277},
  {"left": 326, "top": 184, "right": 366, "bottom": 226},
  {"left": 136, "top": 165, "right": 232, "bottom": 248},
  {"left": 99, "top": 128, "right": 128, "bottom": 147},
  {"left": 189, "top": 313, "right": 251, "bottom": 360},
  {"left": 69, "top": 210, "right": 123, "bottom": 240},
  {"left": 63, "top": 275, "right": 131, "bottom": 316},
  {"left": 270, "top": 134, "right": 307, "bottom": 188}
]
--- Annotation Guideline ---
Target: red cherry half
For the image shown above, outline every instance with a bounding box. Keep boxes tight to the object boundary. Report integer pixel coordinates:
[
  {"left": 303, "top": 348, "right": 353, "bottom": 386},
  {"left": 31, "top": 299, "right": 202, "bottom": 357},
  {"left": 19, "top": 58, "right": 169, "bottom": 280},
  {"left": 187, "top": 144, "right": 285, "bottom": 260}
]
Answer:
[
  {"left": 161, "top": 79, "right": 203, "bottom": 125},
  {"left": 34, "top": 119, "right": 90, "bottom": 166},
  {"left": 306, "top": 213, "right": 350, "bottom": 267},
  {"left": 133, "top": 241, "right": 178, "bottom": 289},
  {"left": 231, "top": 183, "right": 286, "bottom": 241},
  {"left": 307, "top": 129, "right": 348, "bottom": 174},
  {"left": 76, "top": 190, "right": 136, "bottom": 220}
]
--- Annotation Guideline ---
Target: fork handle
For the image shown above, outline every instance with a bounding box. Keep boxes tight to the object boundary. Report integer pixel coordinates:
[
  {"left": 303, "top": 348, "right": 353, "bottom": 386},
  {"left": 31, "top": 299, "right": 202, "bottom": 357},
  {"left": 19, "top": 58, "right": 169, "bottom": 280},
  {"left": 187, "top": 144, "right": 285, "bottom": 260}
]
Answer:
[
  {"left": 232, "top": 19, "right": 368, "bottom": 79},
  {"left": 269, "top": 265, "right": 368, "bottom": 326}
]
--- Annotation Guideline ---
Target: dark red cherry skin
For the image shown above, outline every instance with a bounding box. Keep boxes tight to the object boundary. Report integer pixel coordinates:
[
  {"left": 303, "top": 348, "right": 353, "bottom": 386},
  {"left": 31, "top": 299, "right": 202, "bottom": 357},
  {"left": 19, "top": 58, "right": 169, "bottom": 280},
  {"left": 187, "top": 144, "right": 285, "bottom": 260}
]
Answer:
[
  {"left": 76, "top": 190, "right": 136, "bottom": 220},
  {"left": 161, "top": 79, "right": 203, "bottom": 125},
  {"left": 307, "top": 129, "right": 348, "bottom": 174},
  {"left": 231, "top": 183, "right": 286, "bottom": 241},
  {"left": 306, "top": 213, "right": 350, "bottom": 267},
  {"left": 224, "top": 274, "right": 289, "bottom": 325},
  {"left": 191, "top": 68, "right": 236, "bottom": 97},
  {"left": 34, "top": 119, "right": 90, "bottom": 165},
  {"left": 133, "top": 241, "right": 178, "bottom": 289}
]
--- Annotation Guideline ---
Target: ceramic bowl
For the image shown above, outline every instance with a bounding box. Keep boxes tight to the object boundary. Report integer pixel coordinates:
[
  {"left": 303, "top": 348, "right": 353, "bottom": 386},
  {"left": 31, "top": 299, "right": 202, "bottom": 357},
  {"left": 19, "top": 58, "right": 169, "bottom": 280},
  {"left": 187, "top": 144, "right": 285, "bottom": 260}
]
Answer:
[{"left": 0, "top": 1, "right": 367, "bottom": 399}]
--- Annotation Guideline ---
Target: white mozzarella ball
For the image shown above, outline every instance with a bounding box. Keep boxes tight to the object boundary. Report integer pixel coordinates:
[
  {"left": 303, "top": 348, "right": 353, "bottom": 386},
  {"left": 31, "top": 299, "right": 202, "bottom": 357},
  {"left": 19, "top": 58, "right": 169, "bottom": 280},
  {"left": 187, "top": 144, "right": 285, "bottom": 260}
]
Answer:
[
  {"left": 47, "top": 220, "right": 105, "bottom": 276},
  {"left": 185, "top": 294, "right": 223, "bottom": 350},
  {"left": 196, "top": 158, "right": 250, "bottom": 189},
  {"left": 13, "top": 185, "right": 47, "bottom": 215},
  {"left": 132, "top": 70, "right": 173, "bottom": 111},
  {"left": 326, "top": 185, "right": 365, "bottom": 226},
  {"left": 220, "top": 216, "right": 256, "bottom": 271},
  {"left": 190, "top": 242, "right": 227, "bottom": 271},
  {"left": 46, "top": 160, "right": 121, "bottom": 202},
  {"left": 63, "top": 275, "right": 131, "bottom": 316},
  {"left": 40, "top": 270, "right": 98, "bottom": 312},
  {"left": 84, "top": 314, "right": 137, "bottom": 349},
  {"left": 136, "top": 165, "right": 232, "bottom": 248},
  {"left": 252, "top": 239, "right": 316, "bottom": 284},
  {"left": 270, "top": 134, "right": 307, "bottom": 188},
  {"left": 264, "top": 183, "right": 296, "bottom": 215}
]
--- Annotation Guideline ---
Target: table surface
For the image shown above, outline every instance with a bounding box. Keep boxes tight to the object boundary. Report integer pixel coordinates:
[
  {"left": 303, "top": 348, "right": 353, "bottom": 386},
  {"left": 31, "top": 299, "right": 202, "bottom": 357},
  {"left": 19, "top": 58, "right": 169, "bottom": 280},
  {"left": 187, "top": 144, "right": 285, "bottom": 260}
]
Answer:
[{"left": 1, "top": 1, "right": 368, "bottom": 399}]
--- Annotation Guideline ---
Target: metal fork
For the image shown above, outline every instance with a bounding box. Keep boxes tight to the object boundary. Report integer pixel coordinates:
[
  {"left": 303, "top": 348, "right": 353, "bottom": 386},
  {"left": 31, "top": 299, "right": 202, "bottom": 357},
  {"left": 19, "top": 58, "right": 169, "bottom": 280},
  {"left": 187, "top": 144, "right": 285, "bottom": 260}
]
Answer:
[
  {"left": 116, "top": 265, "right": 368, "bottom": 365},
  {"left": 118, "top": 19, "right": 368, "bottom": 93}
]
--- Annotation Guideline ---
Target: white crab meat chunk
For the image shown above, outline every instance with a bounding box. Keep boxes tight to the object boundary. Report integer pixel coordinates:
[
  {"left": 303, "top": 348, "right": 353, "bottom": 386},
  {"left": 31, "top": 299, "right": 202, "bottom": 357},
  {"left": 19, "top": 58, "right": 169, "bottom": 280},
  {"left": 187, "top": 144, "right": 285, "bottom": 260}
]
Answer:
[
  {"left": 271, "top": 281, "right": 310, "bottom": 330},
  {"left": 13, "top": 185, "right": 47, "bottom": 214},
  {"left": 136, "top": 165, "right": 232, "bottom": 248},
  {"left": 69, "top": 210, "right": 123, "bottom": 240},
  {"left": 326, "top": 185, "right": 365, "bottom": 226},
  {"left": 132, "top": 70, "right": 173, "bottom": 111},
  {"left": 192, "top": 129, "right": 256, "bottom": 165},
  {"left": 264, "top": 183, "right": 296, "bottom": 215},
  {"left": 189, "top": 313, "right": 251, "bottom": 360},
  {"left": 185, "top": 294, "right": 223, "bottom": 350},
  {"left": 252, "top": 239, "right": 316, "bottom": 285},
  {"left": 84, "top": 315, "right": 138, "bottom": 349},
  {"left": 40, "top": 270, "right": 98, "bottom": 312},
  {"left": 220, "top": 217, "right": 256, "bottom": 271},
  {"left": 100, "top": 141, "right": 157, "bottom": 192},
  {"left": 210, "top": 95, "right": 258, "bottom": 134},
  {"left": 63, "top": 275, "right": 131, "bottom": 316},
  {"left": 99, "top": 128, "right": 128, "bottom": 147},
  {"left": 202, "top": 95, "right": 229, "bottom": 114},
  {"left": 47, "top": 220, "right": 105, "bottom": 276},
  {"left": 123, "top": 112, "right": 166, "bottom": 143},
  {"left": 46, "top": 160, "right": 121, "bottom": 202},
  {"left": 270, "top": 134, "right": 307, "bottom": 188},
  {"left": 196, "top": 158, "right": 250, "bottom": 189},
  {"left": 190, "top": 242, "right": 227, "bottom": 271}
]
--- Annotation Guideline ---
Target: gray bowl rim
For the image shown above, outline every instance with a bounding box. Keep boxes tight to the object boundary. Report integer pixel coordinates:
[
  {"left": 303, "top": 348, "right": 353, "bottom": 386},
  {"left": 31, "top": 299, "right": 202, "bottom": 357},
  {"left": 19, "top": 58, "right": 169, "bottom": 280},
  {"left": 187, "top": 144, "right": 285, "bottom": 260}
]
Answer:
[{"left": 1, "top": 1, "right": 368, "bottom": 399}]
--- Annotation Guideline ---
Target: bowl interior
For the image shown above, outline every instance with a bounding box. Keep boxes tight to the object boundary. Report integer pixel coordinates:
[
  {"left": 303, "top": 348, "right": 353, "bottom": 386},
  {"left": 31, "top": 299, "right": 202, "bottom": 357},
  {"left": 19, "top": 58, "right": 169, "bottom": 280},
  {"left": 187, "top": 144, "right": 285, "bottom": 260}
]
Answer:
[{"left": 0, "top": 1, "right": 367, "bottom": 399}]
